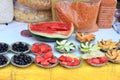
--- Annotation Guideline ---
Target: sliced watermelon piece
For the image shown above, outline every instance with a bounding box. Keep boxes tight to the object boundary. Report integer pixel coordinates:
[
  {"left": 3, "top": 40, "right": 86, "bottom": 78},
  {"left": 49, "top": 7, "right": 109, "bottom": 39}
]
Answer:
[
  {"left": 49, "top": 58, "right": 58, "bottom": 64},
  {"left": 44, "top": 51, "right": 53, "bottom": 59},
  {"left": 99, "top": 56, "right": 108, "bottom": 63},
  {"left": 73, "top": 58, "right": 80, "bottom": 66},
  {"left": 35, "top": 56, "right": 44, "bottom": 63},
  {"left": 59, "top": 55, "right": 66, "bottom": 61},
  {"left": 66, "top": 56, "right": 72, "bottom": 62},
  {"left": 92, "top": 58, "right": 100, "bottom": 64},
  {"left": 28, "top": 22, "right": 74, "bottom": 42},
  {"left": 41, "top": 60, "right": 50, "bottom": 66}
]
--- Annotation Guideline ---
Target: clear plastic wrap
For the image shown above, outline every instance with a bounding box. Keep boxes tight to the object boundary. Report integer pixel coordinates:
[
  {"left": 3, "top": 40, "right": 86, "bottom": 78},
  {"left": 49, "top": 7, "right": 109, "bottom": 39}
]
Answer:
[
  {"left": 17, "top": 0, "right": 51, "bottom": 10},
  {"left": 54, "top": 0, "right": 101, "bottom": 32},
  {"left": 0, "top": 0, "right": 14, "bottom": 23},
  {"left": 97, "top": 0, "right": 117, "bottom": 28},
  {"left": 14, "top": 2, "right": 52, "bottom": 23}
]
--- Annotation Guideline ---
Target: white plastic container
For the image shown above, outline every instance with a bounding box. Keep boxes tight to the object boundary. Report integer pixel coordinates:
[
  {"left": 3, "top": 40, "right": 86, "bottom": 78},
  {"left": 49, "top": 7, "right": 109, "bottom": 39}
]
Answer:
[{"left": 0, "top": 0, "right": 14, "bottom": 23}]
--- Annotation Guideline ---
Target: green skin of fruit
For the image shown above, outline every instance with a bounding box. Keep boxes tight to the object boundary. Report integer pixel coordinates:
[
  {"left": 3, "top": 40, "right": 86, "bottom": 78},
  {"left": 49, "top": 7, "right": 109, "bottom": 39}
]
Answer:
[{"left": 28, "top": 23, "right": 74, "bottom": 42}]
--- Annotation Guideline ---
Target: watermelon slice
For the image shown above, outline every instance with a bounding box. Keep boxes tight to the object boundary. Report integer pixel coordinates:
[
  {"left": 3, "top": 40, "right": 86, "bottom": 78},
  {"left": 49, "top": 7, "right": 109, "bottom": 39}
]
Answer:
[{"left": 28, "top": 22, "right": 74, "bottom": 42}]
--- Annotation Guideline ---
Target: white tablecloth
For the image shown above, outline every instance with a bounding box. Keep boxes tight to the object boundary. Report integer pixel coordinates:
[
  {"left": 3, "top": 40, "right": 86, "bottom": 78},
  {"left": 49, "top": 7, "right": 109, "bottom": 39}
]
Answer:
[{"left": 0, "top": 21, "right": 120, "bottom": 58}]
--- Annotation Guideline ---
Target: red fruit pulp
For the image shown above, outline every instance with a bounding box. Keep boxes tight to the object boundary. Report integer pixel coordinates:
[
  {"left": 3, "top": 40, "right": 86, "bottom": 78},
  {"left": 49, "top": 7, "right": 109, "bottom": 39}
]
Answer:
[
  {"left": 41, "top": 60, "right": 50, "bottom": 66},
  {"left": 35, "top": 56, "right": 44, "bottom": 63},
  {"left": 33, "top": 43, "right": 39, "bottom": 47},
  {"left": 73, "top": 58, "right": 80, "bottom": 66},
  {"left": 67, "top": 62, "right": 73, "bottom": 66},
  {"left": 30, "top": 22, "right": 71, "bottom": 35},
  {"left": 86, "top": 59, "right": 93, "bottom": 64},
  {"left": 44, "top": 51, "right": 53, "bottom": 59},
  {"left": 92, "top": 58, "right": 100, "bottom": 64},
  {"left": 31, "top": 46, "right": 39, "bottom": 53},
  {"left": 66, "top": 56, "right": 73, "bottom": 62},
  {"left": 31, "top": 43, "right": 52, "bottom": 54},
  {"left": 49, "top": 58, "right": 58, "bottom": 64},
  {"left": 59, "top": 55, "right": 66, "bottom": 61},
  {"left": 99, "top": 56, "right": 108, "bottom": 63},
  {"left": 61, "top": 61, "right": 68, "bottom": 65}
]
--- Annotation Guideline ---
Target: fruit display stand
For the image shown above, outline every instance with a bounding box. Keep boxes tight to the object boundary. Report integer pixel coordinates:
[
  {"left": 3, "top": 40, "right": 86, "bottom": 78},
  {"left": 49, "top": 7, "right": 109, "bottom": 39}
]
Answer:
[{"left": 0, "top": 21, "right": 120, "bottom": 80}]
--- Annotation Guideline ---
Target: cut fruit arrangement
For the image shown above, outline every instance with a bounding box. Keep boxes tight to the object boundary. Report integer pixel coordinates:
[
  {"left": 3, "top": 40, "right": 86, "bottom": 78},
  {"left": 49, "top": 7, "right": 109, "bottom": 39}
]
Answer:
[
  {"left": 0, "top": 54, "right": 10, "bottom": 68},
  {"left": 79, "top": 42, "right": 100, "bottom": 53},
  {"left": 98, "top": 39, "right": 117, "bottom": 52},
  {"left": 35, "top": 51, "right": 58, "bottom": 68},
  {"left": 0, "top": 36, "right": 120, "bottom": 68},
  {"left": 86, "top": 56, "right": 108, "bottom": 66},
  {"left": 76, "top": 32, "right": 95, "bottom": 43},
  {"left": 31, "top": 42, "right": 58, "bottom": 68},
  {"left": 59, "top": 54, "right": 81, "bottom": 68},
  {"left": 0, "top": 42, "right": 10, "bottom": 54},
  {"left": 31, "top": 43, "right": 52, "bottom": 55},
  {"left": 55, "top": 40, "right": 76, "bottom": 53},
  {"left": 11, "top": 42, "right": 31, "bottom": 54},
  {"left": 106, "top": 50, "right": 120, "bottom": 63},
  {"left": 82, "top": 51, "right": 108, "bottom": 67},
  {"left": 28, "top": 22, "right": 74, "bottom": 42},
  {"left": 11, "top": 53, "right": 33, "bottom": 67}
]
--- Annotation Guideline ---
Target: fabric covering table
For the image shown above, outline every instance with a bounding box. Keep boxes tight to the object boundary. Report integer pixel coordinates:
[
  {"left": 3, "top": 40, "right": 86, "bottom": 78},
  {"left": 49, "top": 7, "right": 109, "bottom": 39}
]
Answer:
[
  {"left": 0, "top": 21, "right": 120, "bottom": 80},
  {"left": 1, "top": 62, "right": 120, "bottom": 80}
]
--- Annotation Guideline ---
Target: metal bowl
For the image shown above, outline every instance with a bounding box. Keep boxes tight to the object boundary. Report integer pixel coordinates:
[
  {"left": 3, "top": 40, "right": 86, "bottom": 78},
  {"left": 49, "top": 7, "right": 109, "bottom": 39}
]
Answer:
[
  {"left": 60, "top": 60, "right": 82, "bottom": 68},
  {"left": 55, "top": 41, "right": 76, "bottom": 53},
  {"left": 34, "top": 56, "right": 59, "bottom": 68},
  {"left": 0, "top": 42, "right": 10, "bottom": 54},
  {"left": 87, "top": 62, "right": 107, "bottom": 67},
  {"left": 11, "top": 54, "right": 34, "bottom": 67},
  {"left": 0, "top": 55, "right": 10, "bottom": 68},
  {"left": 10, "top": 41, "right": 31, "bottom": 54}
]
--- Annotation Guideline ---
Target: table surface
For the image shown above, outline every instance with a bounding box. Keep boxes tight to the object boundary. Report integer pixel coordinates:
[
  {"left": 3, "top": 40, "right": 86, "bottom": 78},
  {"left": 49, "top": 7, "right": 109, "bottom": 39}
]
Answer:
[
  {"left": 0, "top": 21, "right": 120, "bottom": 57},
  {"left": 0, "top": 21, "right": 120, "bottom": 80}
]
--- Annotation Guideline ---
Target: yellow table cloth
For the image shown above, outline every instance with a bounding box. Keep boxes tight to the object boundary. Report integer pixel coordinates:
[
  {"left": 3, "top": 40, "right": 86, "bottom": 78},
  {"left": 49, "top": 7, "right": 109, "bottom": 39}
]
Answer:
[{"left": 0, "top": 60, "right": 120, "bottom": 80}]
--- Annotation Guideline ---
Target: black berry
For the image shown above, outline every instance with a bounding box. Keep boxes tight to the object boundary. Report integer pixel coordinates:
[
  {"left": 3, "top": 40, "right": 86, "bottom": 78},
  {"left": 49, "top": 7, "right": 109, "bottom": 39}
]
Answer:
[
  {"left": 0, "top": 43, "right": 9, "bottom": 53},
  {"left": 0, "top": 55, "right": 8, "bottom": 65},
  {"left": 13, "top": 53, "right": 32, "bottom": 65},
  {"left": 12, "top": 42, "right": 29, "bottom": 53}
]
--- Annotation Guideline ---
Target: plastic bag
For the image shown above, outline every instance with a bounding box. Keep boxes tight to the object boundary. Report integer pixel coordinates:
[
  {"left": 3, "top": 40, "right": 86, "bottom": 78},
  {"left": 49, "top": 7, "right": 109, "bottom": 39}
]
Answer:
[
  {"left": 54, "top": 0, "right": 101, "bottom": 32},
  {"left": 17, "top": 0, "right": 51, "bottom": 10},
  {"left": 97, "top": 0, "right": 117, "bottom": 28},
  {"left": 14, "top": 2, "right": 52, "bottom": 23},
  {"left": 0, "top": 0, "right": 14, "bottom": 23}
]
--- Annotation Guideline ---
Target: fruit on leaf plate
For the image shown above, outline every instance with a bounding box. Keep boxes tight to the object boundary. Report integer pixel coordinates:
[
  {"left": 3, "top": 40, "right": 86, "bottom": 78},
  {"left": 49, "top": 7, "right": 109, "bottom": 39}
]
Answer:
[
  {"left": 28, "top": 22, "right": 74, "bottom": 42},
  {"left": 98, "top": 39, "right": 117, "bottom": 52},
  {"left": 35, "top": 51, "right": 59, "bottom": 68},
  {"left": 106, "top": 50, "right": 120, "bottom": 63},
  {"left": 79, "top": 42, "right": 100, "bottom": 53},
  {"left": 31, "top": 43, "right": 52, "bottom": 55},
  {"left": 55, "top": 40, "right": 76, "bottom": 53},
  {"left": 76, "top": 32, "right": 95, "bottom": 43},
  {"left": 58, "top": 54, "right": 82, "bottom": 68},
  {"left": 82, "top": 51, "right": 108, "bottom": 67}
]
